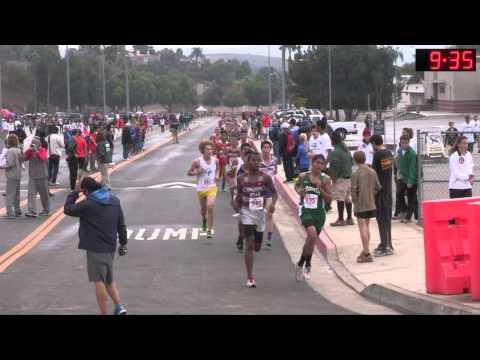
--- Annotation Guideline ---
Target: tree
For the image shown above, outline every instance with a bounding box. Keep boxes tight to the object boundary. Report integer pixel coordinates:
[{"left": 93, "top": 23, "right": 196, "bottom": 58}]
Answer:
[
  {"left": 202, "top": 85, "right": 222, "bottom": 107},
  {"left": 289, "top": 45, "right": 398, "bottom": 121},
  {"left": 243, "top": 75, "right": 269, "bottom": 107},
  {"left": 399, "top": 61, "right": 424, "bottom": 84},
  {"left": 190, "top": 47, "right": 204, "bottom": 67},
  {"left": 223, "top": 88, "right": 247, "bottom": 113}
]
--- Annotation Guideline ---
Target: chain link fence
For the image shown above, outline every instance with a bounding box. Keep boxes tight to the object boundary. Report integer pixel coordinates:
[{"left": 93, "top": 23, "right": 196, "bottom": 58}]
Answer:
[{"left": 417, "top": 130, "right": 480, "bottom": 225}]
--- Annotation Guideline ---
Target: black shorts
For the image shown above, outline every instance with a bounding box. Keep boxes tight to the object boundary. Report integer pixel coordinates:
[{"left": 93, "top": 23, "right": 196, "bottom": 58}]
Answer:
[
  {"left": 355, "top": 210, "right": 377, "bottom": 219},
  {"left": 449, "top": 189, "right": 472, "bottom": 199},
  {"left": 242, "top": 224, "right": 264, "bottom": 244}
]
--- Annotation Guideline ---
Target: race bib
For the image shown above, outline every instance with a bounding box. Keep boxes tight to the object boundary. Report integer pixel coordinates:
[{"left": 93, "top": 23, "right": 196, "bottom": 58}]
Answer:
[
  {"left": 249, "top": 197, "right": 264, "bottom": 211},
  {"left": 304, "top": 194, "right": 318, "bottom": 209}
]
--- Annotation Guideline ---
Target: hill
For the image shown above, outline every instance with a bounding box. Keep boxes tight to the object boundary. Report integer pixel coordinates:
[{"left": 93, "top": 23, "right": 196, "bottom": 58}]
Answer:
[{"left": 204, "top": 53, "right": 282, "bottom": 71}]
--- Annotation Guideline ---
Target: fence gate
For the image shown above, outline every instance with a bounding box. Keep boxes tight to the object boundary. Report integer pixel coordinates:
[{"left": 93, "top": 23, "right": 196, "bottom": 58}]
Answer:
[{"left": 417, "top": 129, "right": 480, "bottom": 225}]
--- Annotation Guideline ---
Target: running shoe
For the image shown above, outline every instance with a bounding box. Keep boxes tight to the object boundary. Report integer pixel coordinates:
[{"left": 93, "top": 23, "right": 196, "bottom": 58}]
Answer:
[
  {"left": 38, "top": 211, "right": 50, "bottom": 217},
  {"left": 264, "top": 240, "right": 272, "bottom": 250},
  {"left": 246, "top": 279, "right": 256, "bottom": 288},
  {"left": 295, "top": 264, "right": 304, "bottom": 281},
  {"left": 207, "top": 230, "right": 213, "bottom": 240},
  {"left": 232, "top": 212, "right": 240, "bottom": 218},
  {"left": 25, "top": 211, "right": 38, "bottom": 218},
  {"left": 304, "top": 266, "right": 312, "bottom": 280},
  {"left": 202, "top": 219, "right": 207, "bottom": 232},
  {"left": 114, "top": 304, "right": 127, "bottom": 315}
]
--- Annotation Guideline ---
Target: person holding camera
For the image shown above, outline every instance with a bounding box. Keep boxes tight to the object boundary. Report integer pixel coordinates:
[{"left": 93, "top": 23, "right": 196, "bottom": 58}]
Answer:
[
  {"left": 23, "top": 136, "right": 50, "bottom": 217},
  {"left": 64, "top": 176, "right": 128, "bottom": 315}
]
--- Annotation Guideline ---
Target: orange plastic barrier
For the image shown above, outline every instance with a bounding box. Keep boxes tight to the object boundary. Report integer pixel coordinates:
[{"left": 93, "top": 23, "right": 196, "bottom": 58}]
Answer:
[
  {"left": 422, "top": 197, "right": 480, "bottom": 295},
  {"left": 468, "top": 201, "right": 480, "bottom": 300}
]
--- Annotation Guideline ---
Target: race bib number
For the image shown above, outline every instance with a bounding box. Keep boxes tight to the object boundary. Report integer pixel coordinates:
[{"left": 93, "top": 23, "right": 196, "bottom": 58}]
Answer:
[
  {"left": 304, "top": 194, "right": 318, "bottom": 209},
  {"left": 249, "top": 197, "right": 264, "bottom": 211}
]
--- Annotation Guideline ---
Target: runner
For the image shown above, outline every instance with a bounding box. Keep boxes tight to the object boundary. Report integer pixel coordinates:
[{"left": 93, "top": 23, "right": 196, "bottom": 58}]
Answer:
[
  {"left": 233, "top": 150, "right": 277, "bottom": 288},
  {"left": 294, "top": 154, "right": 332, "bottom": 281},
  {"left": 259, "top": 140, "right": 278, "bottom": 249},
  {"left": 170, "top": 113, "right": 180, "bottom": 143},
  {"left": 187, "top": 140, "right": 220, "bottom": 240}
]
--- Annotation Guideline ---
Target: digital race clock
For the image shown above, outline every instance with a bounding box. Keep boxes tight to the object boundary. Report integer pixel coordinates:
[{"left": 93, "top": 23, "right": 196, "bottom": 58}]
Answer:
[{"left": 415, "top": 49, "right": 476, "bottom": 71}]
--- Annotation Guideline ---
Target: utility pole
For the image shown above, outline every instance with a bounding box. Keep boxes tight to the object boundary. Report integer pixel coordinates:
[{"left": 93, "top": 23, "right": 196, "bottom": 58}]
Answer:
[
  {"left": 328, "top": 45, "right": 332, "bottom": 119},
  {"left": 393, "top": 46, "right": 399, "bottom": 146},
  {"left": 66, "top": 45, "right": 71, "bottom": 114},
  {"left": 367, "top": 94, "right": 370, "bottom": 113},
  {"left": 268, "top": 45, "right": 272, "bottom": 111},
  {"left": 281, "top": 46, "right": 286, "bottom": 110},
  {"left": 101, "top": 45, "right": 107, "bottom": 117},
  {"left": 124, "top": 48, "right": 130, "bottom": 112}
]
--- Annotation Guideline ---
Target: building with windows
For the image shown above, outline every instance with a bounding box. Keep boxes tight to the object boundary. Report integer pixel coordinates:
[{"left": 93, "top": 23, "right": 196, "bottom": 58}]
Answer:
[{"left": 423, "top": 56, "right": 480, "bottom": 112}]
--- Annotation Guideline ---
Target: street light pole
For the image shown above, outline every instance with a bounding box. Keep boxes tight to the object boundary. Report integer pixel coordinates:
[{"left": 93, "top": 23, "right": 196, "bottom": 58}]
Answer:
[
  {"left": 281, "top": 46, "right": 286, "bottom": 110},
  {"left": 328, "top": 45, "right": 332, "bottom": 119},
  {"left": 101, "top": 45, "right": 107, "bottom": 117},
  {"left": 393, "top": 46, "right": 399, "bottom": 147},
  {"left": 66, "top": 45, "right": 71, "bottom": 114},
  {"left": 268, "top": 45, "right": 272, "bottom": 111},
  {"left": 124, "top": 48, "right": 130, "bottom": 112}
]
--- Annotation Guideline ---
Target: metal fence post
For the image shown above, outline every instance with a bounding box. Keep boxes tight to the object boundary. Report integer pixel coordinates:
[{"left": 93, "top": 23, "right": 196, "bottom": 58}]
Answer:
[{"left": 417, "top": 129, "right": 423, "bottom": 226}]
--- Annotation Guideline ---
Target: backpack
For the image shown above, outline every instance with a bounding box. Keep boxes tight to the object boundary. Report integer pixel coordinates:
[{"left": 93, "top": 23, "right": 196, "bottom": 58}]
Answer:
[
  {"left": 65, "top": 139, "right": 77, "bottom": 158},
  {"left": 287, "top": 132, "right": 296, "bottom": 155}
]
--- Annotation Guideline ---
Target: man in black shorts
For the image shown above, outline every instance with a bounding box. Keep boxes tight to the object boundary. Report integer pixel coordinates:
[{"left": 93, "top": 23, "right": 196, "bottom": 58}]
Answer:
[
  {"left": 234, "top": 151, "right": 277, "bottom": 288},
  {"left": 64, "top": 177, "right": 128, "bottom": 315}
]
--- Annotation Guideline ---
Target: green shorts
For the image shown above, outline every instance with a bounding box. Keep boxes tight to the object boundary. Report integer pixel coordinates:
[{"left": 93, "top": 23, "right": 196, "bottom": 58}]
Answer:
[{"left": 300, "top": 211, "right": 325, "bottom": 235}]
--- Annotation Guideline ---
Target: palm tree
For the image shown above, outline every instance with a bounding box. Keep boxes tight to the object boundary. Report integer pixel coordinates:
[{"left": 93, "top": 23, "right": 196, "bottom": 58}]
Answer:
[{"left": 190, "top": 47, "right": 203, "bottom": 67}]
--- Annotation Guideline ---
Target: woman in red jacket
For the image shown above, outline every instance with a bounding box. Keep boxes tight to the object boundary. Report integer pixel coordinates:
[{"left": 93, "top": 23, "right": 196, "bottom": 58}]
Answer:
[{"left": 75, "top": 130, "right": 87, "bottom": 178}]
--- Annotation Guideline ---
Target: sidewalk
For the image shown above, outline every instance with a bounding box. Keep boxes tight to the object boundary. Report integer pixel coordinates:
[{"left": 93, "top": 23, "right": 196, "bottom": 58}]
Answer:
[{"left": 258, "top": 138, "right": 480, "bottom": 314}]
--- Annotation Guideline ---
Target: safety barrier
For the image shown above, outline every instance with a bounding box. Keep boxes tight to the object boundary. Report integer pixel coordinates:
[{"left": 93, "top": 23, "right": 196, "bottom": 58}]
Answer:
[{"left": 423, "top": 197, "right": 480, "bottom": 298}]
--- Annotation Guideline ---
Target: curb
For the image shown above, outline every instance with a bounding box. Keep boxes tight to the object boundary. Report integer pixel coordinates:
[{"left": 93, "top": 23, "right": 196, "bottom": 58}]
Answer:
[{"left": 273, "top": 173, "right": 480, "bottom": 314}]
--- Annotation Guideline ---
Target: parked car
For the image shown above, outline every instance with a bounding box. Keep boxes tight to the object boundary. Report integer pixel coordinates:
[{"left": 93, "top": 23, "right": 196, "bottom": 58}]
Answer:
[{"left": 309, "top": 115, "right": 358, "bottom": 139}]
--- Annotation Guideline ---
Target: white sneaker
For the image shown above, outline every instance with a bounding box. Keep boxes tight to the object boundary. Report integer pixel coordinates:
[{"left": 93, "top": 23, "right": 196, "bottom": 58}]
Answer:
[
  {"left": 246, "top": 279, "right": 256, "bottom": 288},
  {"left": 295, "top": 264, "right": 304, "bottom": 282},
  {"left": 232, "top": 212, "right": 240, "bottom": 218},
  {"left": 304, "top": 266, "right": 311, "bottom": 280}
]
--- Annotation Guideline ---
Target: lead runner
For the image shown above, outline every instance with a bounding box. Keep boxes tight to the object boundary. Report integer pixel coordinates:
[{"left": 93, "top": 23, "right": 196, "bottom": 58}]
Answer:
[{"left": 187, "top": 140, "right": 220, "bottom": 240}]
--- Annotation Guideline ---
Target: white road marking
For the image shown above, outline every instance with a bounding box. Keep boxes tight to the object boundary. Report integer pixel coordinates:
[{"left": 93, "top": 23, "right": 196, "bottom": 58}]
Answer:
[
  {"left": 163, "top": 228, "right": 188, "bottom": 240},
  {"left": 148, "top": 182, "right": 197, "bottom": 189},
  {"left": 191, "top": 227, "right": 200, "bottom": 240},
  {"left": 127, "top": 229, "right": 134, "bottom": 239},
  {"left": 135, "top": 228, "right": 146, "bottom": 241},
  {"left": 147, "top": 228, "right": 161, "bottom": 241}
]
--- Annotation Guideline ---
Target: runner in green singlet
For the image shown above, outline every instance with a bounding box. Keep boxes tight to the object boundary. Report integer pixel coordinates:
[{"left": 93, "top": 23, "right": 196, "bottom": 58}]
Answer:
[{"left": 294, "top": 154, "right": 332, "bottom": 281}]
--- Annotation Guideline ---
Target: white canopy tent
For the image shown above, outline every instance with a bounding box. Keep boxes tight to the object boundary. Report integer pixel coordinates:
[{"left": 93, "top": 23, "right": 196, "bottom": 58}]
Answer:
[{"left": 195, "top": 106, "right": 207, "bottom": 112}]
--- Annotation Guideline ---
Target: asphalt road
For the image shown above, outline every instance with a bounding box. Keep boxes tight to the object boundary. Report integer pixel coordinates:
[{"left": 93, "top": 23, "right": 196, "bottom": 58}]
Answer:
[{"left": 0, "top": 118, "right": 353, "bottom": 314}]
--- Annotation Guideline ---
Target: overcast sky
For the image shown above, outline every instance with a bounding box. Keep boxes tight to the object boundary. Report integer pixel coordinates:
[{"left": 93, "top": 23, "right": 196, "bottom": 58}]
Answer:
[{"left": 59, "top": 45, "right": 450, "bottom": 64}]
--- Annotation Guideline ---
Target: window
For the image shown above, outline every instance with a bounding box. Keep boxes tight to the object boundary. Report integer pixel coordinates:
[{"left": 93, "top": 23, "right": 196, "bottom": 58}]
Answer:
[{"left": 439, "top": 84, "right": 446, "bottom": 94}]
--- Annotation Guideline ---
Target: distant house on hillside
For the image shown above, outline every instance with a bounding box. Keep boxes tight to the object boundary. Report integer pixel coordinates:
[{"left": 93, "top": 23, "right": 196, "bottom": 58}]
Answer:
[
  {"left": 423, "top": 55, "right": 480, "bottom": 112},
  {"left": 127, "top": 50, "right": 161, "bottom": 64},
  {"left": 401, "top": 83, "right": 425, "bottom": 111}
]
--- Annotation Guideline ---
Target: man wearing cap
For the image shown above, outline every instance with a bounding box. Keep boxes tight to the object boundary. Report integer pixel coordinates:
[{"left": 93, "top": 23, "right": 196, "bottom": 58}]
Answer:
[{"left": 279, "top": 121, "right": 295, "bottom": 182}]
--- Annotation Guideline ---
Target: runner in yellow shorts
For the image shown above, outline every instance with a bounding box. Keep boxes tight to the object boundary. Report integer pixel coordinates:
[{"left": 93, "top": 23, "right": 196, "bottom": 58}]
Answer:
[{"left": 187, "top": 140, "right": 220, "bottom": 239}]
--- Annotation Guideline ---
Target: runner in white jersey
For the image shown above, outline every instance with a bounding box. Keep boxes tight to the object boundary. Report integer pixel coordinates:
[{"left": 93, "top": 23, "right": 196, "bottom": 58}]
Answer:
[
  {"left": 187, "top": 140, "right": 220, "bottom": 240},
  {"left": 259, "top": 140, "right": 278, "bottom": 249}
]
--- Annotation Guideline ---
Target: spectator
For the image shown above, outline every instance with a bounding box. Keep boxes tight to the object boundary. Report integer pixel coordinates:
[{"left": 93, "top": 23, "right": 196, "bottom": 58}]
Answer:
[
  {"left": 261, "top": 113, "right": 271, "bottom": 140},
  {"left": 250, "top": 115, "right": 258, "bottom": 139},
  {"left": 65, "top": 129, "right": 78, "bottom": 191},
  {"left": 328, "top": 131, "right": 354, "bottom": 226},
  {"left": 475, "top": 115, "right": 480, "bottom": 153},
  {"left": 87, "top": 128, "right": 98, "bottom": 172},
  {"left": 74, "top": 129, "right": 88, "bottom": 179},
  {"left": 1, "top": 134, "right": 23, "bottom": 219},
  {"left": 24, "top": 136, "right": 50, "bottom": 217},
  {"left": 397, "top": 135, "right": 418, "bottom": 223},
  {"left": 64, "top": 177, "right": 128, "bottom": 315},
  {"left": 351, "top": 151, "right": 382, "bottom": 263},
  {"left": 308, "top": 123, "right": 333, "bottom": 162},
  {"left": 121, "top": 122, "right": 134, "bottom": 160},
  {"left": 13, "top": 124, "right": 27, "bottom": 152},
  {"left": 279, "top": 122, "right": 296, "bottom": 182},
  {"left": 448, "top": 135, "right": 474, "bottom": 198},
  {"left": 295, "top": 133, "right": 310, "bottom": 173},
  {"left": 269, "top": 118, "right": 281, "bottom": 164},
  {"left": 370, "top": 134, "right": 395, "bottom": 257},
  {"left": 357, "top": 127, "right": 374, "bottom": 166},
  {"left": 444, "top": 121, "right": 458, "bottom": 148},
  {"left": 460, "top": 114, "right": 476, "bottom": 153},
  {"left": 47, "top": 126, "right": 65, "bottom": 186},
  {"left": 96, "top": 132, "right": 113, "bottom": 190}
]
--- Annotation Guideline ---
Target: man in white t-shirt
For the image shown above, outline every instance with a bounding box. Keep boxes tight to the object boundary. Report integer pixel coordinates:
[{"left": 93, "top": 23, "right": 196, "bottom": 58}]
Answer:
[
  {"left": 460, "top": 114, "right": 476, "bottom": 153},
  {"left": 314, "top": 121, "right": 333, "bottom": 160}
]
